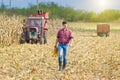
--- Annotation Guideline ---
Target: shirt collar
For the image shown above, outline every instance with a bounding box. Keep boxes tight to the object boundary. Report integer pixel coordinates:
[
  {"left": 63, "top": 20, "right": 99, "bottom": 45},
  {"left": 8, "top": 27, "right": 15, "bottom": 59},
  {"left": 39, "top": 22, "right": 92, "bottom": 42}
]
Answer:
[{"left": 62, "top": 28, "right": 68, "bottom": 31}]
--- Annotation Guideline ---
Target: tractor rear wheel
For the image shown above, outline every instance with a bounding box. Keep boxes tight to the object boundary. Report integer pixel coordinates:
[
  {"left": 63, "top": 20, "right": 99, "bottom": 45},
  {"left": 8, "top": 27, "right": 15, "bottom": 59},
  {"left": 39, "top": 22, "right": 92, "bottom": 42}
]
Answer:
[
  {"left": 43, "top": 32, "right": 47, "bottom": 44},
  {"left": 39, "top": 37, "right": 44, "bottom": 44},
  {"left": 19, "top": 33, "right": 26, "bottom": 44}
]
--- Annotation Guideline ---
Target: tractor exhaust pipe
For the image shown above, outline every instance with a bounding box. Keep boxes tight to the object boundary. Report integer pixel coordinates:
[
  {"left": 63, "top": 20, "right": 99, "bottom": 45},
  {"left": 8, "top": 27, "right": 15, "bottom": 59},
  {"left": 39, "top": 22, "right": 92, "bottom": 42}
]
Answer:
[
  {"left": 37, "top": 0, "right": 39, "bottom": 10},
  {"left": 37, "top": 0, "right": 43, "bottom": 14}
]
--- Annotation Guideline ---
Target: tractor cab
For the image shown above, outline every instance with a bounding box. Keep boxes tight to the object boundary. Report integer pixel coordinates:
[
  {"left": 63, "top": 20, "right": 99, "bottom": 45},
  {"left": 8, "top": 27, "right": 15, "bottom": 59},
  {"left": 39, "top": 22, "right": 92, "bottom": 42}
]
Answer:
[{"left": 20, "top": 11, "right": 49, "bottom": 44}]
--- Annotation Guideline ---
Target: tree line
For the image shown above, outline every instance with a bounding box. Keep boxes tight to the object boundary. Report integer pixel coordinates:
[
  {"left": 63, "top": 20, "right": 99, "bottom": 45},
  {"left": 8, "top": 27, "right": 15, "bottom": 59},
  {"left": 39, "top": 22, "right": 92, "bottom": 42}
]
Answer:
[{"left": 0, "top": 2, "right": 120, "bottom": 22}]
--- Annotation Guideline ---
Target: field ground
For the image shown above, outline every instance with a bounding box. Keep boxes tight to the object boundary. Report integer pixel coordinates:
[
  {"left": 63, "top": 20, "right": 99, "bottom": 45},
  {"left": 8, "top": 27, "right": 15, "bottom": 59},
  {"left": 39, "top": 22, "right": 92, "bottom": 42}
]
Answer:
[{"left": 0, "top": 18, "right": 120, "bottom": 80}]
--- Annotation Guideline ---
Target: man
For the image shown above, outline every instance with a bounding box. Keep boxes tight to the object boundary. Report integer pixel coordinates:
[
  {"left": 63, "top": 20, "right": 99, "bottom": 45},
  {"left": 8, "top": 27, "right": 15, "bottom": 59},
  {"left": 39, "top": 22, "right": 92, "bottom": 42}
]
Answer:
[{"left": 55, "top": 21, "right": 73, "bottom": 71}]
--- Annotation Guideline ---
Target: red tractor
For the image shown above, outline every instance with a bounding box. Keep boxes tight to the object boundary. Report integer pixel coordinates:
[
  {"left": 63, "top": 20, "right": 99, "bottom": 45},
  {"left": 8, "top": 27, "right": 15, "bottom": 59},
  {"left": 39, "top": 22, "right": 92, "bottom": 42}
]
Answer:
[{"left": 20, "top": 10, "right": 49, "bottom": 44}]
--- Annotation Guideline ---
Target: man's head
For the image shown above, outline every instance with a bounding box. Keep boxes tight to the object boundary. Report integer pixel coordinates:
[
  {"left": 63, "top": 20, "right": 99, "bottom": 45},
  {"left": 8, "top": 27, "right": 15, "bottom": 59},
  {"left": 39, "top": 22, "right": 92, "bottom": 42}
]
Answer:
[{"left": 62, "top": 21, "right": 67, "bottom": 28}]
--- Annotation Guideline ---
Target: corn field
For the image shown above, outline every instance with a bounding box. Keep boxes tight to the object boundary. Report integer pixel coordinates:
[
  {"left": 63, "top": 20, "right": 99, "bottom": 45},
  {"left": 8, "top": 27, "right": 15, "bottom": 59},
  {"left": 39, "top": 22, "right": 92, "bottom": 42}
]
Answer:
[
  {"left": 0, "top": 15, "right": 120, "bottom": 80},
  {"left": 0, "top": 15, "right": 23, "bottom": 46}
]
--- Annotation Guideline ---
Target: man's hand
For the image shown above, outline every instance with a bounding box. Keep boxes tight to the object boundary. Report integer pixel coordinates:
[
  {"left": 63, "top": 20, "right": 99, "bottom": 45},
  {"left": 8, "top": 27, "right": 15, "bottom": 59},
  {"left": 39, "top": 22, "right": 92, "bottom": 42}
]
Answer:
[
  {"left": 69, "top": 39, "right": 73, "bottom": 47},
  {"left": 69, "top": 43, "right": 73, "bottom": 47}
]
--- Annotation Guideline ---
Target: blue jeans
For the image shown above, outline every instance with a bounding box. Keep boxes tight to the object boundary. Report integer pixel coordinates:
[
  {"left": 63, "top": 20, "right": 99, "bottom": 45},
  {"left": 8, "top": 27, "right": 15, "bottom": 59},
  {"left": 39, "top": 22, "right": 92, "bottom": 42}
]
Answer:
[{"left": 58, "top": 43, "right": 69, "bottom": 63}]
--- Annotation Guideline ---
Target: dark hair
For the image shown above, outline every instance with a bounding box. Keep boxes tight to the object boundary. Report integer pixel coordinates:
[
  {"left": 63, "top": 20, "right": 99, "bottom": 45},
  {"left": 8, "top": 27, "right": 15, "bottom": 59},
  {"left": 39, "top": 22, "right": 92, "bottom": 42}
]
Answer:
[{"left": 62, "top": 21, "right": 67, "bottom": 25}]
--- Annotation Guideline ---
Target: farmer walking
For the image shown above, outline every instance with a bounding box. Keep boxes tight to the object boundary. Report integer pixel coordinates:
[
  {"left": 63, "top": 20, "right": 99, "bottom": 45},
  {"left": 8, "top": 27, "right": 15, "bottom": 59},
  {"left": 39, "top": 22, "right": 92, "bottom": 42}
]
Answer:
[{"left": 55, "top": 21, "right": 73, "bottom": 71}]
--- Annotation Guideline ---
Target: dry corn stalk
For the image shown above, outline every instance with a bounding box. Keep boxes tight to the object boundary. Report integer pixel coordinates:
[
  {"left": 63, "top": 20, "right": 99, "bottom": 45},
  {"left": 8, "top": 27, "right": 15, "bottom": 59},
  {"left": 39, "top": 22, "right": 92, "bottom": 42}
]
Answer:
[{"left": 0, "top": 15, "right": 23, "bottom": 46}]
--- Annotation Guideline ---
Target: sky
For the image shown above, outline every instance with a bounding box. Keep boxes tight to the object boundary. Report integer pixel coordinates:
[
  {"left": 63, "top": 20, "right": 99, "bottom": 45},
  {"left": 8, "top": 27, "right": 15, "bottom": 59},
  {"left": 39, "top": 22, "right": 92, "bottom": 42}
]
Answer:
[{"left": 1, "top": 0, "right": 120, "bottom": 12}]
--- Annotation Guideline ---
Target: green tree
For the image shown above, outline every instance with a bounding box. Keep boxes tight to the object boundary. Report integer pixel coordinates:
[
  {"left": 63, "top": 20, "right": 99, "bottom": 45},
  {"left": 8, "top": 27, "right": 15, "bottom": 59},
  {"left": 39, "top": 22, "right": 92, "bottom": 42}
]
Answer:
[{"left": 0, "top": 2, "right": 120, "bottom": 22}]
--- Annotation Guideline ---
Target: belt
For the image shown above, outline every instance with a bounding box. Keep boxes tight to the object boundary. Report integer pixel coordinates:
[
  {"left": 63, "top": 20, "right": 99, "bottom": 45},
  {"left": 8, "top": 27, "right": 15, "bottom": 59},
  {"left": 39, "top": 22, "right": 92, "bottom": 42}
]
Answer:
[{"left": 59, "top": 42, "right": 68, "bottom": 44}]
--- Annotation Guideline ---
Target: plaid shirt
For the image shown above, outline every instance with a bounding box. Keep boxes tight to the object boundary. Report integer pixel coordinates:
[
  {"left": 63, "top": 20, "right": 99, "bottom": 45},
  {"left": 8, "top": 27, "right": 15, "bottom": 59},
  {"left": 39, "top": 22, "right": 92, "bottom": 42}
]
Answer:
[{"left": 57, "top": 28, "right": 73, "bottom": 43}]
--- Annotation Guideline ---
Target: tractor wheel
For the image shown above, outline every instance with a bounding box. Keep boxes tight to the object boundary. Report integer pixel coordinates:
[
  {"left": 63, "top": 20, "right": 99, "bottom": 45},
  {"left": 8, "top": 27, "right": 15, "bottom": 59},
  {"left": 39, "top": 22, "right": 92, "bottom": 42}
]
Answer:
[
  {"left": 19, "top": 38, "right": 26, "bottom": 44},
  {"left": 39, "top": 37, "right": 44, "bottom": 44},
  {"left": 19, "top": 33, "right": 26, "bottom": 44},
  {"left": 43, "top": 31, "right": 47, "bottom": 44}
]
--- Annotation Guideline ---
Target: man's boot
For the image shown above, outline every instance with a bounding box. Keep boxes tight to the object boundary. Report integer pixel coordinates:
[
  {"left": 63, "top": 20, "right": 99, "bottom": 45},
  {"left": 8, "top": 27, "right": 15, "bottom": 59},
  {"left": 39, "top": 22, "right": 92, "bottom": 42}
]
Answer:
[
  {"left": 63, "top": 62, "right": 66, "bottom": 70},
  {"left": 59, "top": 61, "right": 62, "bottom": 71}
]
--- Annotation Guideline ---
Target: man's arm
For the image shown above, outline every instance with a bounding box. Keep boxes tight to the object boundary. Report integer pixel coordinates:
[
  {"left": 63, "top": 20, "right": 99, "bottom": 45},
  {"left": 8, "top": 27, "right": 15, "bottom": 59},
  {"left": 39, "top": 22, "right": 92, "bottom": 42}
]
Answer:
[
  {"left": 69, "top": 38, "right": 73, "bottom": 47},
  {"left": 69, "top": 30, "right": 73, "bottom": 46},
  {"left": 55, "top": 31, "right": 59, "bottom": 48}
]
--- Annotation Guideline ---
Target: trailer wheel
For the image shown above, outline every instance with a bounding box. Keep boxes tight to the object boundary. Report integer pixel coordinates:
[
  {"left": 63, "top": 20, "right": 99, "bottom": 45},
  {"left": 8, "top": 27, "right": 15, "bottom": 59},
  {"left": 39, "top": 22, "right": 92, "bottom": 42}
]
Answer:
[
  {"left": 97, "top": 32, "right": 101, "bottom": 36},
  {"left": 106, "top": 33, "right": 109, "bottom": 37}
]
